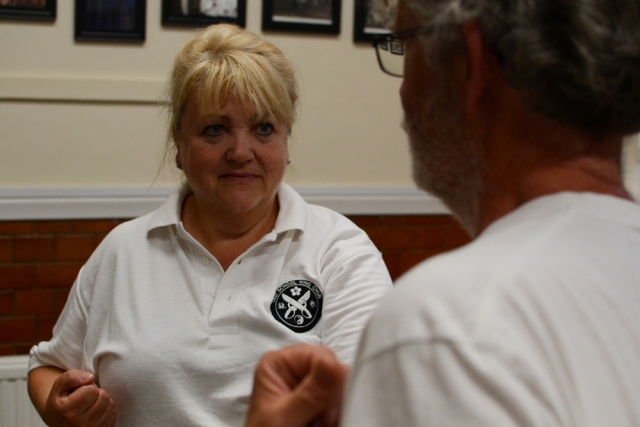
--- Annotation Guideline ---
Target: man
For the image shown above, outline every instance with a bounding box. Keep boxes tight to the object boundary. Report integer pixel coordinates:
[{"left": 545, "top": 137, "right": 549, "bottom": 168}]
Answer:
[{"left": 245, "top": 0, "right": 640, "bottom": 425}]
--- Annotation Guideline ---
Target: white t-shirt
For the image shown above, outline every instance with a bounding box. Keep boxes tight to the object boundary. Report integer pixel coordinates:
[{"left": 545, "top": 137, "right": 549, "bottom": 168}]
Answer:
[
  {"left": 29, "top": 183, "right": 392, "bottom": 427},
  {"left": 343, "top": 192, "right": 640, "bottom": 427}
]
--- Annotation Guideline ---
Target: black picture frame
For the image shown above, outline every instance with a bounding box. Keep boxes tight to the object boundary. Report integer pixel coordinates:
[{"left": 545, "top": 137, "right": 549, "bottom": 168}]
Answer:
[
  {"left": 161, "top": 0, "right": 246, "bottom": 28},
  {"left": 353, "top": 0, "right": 388, "bottom": 43},
  {"left": 262, "top": 0, "right": 341, "bottom": 34},
  {"left": 0, "top": 0, "right": 56, "bottom": 21},
  {"left": 75, "top": 0, "right": 146, "bottom": 43}
]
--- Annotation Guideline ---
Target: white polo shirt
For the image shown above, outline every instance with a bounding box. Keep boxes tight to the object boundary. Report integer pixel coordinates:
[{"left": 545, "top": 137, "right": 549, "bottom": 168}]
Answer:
[
  {"left": 342, "top": 192, "right": 640, "bottom": 427},
  {"left": 29, "top": 183, "right": 392, "bottom": 427}
]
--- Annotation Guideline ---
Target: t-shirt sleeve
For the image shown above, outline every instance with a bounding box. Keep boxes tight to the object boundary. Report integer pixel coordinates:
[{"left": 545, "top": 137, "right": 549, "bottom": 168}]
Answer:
[
  {"left": 28, "top": 268, "right": 89, "bottom": 373},
  {"left": 320, "top": 247, "right": 393, "bottom": 366},
  {"left": 341, "top": 339, "right": 557, "bottom": 427}
]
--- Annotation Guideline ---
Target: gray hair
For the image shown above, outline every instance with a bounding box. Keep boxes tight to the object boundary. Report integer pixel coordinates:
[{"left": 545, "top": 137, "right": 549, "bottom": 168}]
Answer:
[{"left": 399, "top": 0, "right": 640, "bottom": 136}]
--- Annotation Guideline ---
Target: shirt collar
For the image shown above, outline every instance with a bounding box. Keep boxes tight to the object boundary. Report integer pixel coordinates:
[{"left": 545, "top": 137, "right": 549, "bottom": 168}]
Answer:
[
  {"left": 146, "top": 182, "right": 191, "bottom": 232},
  {"left": 273, "top": 182, "right": 307, "bottom": 236},
  {"left": 146, "top": 181, "right": 307, "bottom": 237}
]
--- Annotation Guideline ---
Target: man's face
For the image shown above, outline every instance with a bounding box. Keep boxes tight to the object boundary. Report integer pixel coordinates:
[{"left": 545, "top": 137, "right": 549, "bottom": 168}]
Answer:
[
  {"left": 397, "top": 2, "right": 432, "bottom": 130},
  {"left": 396, "top": 0, "right": 484, "bottom": 234}
]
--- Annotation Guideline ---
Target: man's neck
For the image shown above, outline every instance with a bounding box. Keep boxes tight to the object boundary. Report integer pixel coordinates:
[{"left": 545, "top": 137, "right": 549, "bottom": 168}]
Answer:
[{"left": 471, "top": 108, "right": 632, "bottom": 236}]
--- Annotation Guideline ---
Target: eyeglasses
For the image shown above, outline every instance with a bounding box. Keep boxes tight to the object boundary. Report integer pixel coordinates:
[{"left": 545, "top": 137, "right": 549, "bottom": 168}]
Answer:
[{"left": 372, "top": 25, "right": 435, "bottom": 77}]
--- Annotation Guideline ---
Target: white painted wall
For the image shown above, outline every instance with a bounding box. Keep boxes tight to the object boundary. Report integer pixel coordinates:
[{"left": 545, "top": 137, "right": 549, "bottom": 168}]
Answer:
[
  {"left": 0, "top": 0, "right": 411, "bottom": 190},
  {"left": 1, "top": 0, "right": 637, "bottom": 217}
]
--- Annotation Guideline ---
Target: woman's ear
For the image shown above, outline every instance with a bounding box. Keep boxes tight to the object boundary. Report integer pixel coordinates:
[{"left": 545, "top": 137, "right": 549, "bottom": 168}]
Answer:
[{"left": 175, "top": 144, "right": 182, "bottom": 169}]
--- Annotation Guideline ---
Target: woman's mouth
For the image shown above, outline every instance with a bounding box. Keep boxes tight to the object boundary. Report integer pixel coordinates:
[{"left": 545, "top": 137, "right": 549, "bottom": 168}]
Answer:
[{"left": 220, "top": 173, "right": 259, "bottom": 181}]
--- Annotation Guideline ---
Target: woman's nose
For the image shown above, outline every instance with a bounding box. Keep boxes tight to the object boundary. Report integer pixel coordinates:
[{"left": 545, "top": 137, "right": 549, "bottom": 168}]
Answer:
[{"left": 226, "top": 134, "right": 255, "bottom": 163}]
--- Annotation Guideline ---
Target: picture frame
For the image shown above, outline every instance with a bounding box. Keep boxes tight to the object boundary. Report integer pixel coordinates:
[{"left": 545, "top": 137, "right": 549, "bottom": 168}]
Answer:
[
  {"left": 75, "top": 0, "right": 146, "bottom": 43},
  {"left": 262, "top": 0, "right": 341, "bottom": 35},
  {"left": 161, "top": 0, "right": 246, "bottom": 28},
  {"left": 353, "top": 0, "right": 388, "bottom": 43},
  {"left": 0, "top": 0, "right": 56, "bottom": 21}
]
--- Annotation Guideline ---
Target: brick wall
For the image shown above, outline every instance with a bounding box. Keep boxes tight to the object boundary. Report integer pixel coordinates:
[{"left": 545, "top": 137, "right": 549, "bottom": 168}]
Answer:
[
  {"left": 349, "top": 215, "right": 471, "bottom": 280},
  {"left": 0, "top": 215, "right": 470, "bottom": 356}
]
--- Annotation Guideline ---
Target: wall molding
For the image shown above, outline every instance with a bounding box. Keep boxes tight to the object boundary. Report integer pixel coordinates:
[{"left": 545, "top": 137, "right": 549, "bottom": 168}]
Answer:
[
  {"left": 0, "top": 75, "right": 166, "bottom": 103},
  {"left": 0, "top": 186, "right": 449, "bottom": 220}
]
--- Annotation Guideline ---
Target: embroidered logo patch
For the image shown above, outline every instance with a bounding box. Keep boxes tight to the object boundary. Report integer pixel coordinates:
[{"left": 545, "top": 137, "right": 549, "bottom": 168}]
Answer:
[{"left": 270, "top": 280, "right": 323, "bottom": 333}]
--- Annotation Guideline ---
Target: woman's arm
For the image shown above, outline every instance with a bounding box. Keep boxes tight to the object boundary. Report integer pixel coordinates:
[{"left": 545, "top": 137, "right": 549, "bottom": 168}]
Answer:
[
  {"left": 28, "top": 366, "right": 117, "bottom": 427},
  {"left": 321, "top": 248, "right": 393, "bottom": 365}
]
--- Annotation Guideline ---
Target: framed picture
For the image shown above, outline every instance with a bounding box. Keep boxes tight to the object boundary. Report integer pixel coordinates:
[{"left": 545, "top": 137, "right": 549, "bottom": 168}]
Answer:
[
  {"left": 0, "top": 0, "right": 56, "bottom": 21},
  {"left": 262, "top": 0, "right": 341, "bottom": 34},
  {"left": 353, "top": 0, "right": 388, "bottom": 42},
  {"left": 75, "top": 0, "right": 146, "bottom": 42},
  {"left": 161, "top": 0, "right": 246, "bottom": 28}
]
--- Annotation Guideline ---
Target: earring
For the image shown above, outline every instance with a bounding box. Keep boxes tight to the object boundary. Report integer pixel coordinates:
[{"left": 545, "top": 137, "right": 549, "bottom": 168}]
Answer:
[
  {"left": 287, "top": 159, "right": 291, "bottom": 165},
  {"left": 176, "top": 162, "right": 182, "bottom": 169}
]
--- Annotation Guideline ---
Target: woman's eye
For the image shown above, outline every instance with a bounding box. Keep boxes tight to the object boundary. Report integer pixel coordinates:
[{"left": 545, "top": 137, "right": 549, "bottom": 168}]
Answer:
[
  {"left": 203, "top": 125, "right": 223, "bottom": 136},
  {"left": 256, "top": 123, "right": 274, "bottom": 135}
]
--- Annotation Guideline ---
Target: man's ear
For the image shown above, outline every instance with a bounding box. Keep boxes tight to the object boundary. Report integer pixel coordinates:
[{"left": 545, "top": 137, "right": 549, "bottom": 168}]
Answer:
[{"left": 461, "top": 21, "right": 500, "bottom": 114}]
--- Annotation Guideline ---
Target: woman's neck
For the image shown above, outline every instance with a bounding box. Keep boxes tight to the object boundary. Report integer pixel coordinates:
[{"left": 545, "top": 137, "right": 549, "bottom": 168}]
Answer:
[{"left": 180, "top": 193, "right": 279, "bottom": 270}]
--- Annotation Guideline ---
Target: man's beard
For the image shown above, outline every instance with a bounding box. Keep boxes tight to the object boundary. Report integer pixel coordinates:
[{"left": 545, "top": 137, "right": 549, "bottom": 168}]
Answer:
[{"left": 402, "top": 80, "right": 485, "bottom": 236}]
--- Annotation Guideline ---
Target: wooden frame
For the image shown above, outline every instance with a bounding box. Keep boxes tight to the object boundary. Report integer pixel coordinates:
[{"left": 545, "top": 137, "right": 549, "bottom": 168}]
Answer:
[
  {"left": 262, "top": 0, "right": 341, "bottom": 34},
  {"left": 353, "top": 0, "right": 388, "bottom": 42},
  {"left": 0, "top": 0, "right": 56, "bottom": 21},
  {"left": 161, "top": 0, "right": 246, "bottom": 28},
  {"left": 75, "top": 0, "right": 146, "bottom": 43}
]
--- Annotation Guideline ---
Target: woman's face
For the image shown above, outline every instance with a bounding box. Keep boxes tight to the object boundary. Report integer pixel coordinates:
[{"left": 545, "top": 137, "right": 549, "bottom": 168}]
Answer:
[{"left": 176, "top": 91, "right": 288, "bottom": 218}]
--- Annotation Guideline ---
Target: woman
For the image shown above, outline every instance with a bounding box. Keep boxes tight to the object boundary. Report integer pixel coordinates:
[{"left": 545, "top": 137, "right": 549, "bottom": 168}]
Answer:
[{"left": 27, "top": 24, "right": 392, "bottom": 427}]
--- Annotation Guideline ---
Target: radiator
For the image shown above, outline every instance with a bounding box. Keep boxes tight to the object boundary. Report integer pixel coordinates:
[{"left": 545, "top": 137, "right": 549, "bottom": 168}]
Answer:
[{"left": 0, "top": 355, "right": 46, "bottom": 427}]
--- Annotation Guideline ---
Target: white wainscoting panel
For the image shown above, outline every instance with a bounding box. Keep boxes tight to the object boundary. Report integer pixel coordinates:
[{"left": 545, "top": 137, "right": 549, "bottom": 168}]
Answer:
[
  {"left": 0, "top": 356, "right": 45, "bottom": 427},
  {"left": 623, "top": 135, "right": 640, "bottom": 200}
]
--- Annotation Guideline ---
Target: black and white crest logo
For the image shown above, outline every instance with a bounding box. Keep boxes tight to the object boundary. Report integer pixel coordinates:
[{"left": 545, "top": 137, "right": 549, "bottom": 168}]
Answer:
[{"left": 270, "top": 280, "right": 323, "bottom": 333}]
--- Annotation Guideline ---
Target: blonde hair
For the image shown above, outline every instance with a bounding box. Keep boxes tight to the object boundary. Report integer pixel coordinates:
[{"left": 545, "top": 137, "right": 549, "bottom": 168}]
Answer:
[{"left": 167, "top": 24, "right": 298, "bottom": 147}]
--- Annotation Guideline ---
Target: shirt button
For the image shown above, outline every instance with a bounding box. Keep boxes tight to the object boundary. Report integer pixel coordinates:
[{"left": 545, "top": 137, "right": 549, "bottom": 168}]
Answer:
[
  {"left": 211, "top": 291, "right": 217, "bottom": 298},
  {"left": 202, "top": 257, "right": 210, "bottom": 266}
]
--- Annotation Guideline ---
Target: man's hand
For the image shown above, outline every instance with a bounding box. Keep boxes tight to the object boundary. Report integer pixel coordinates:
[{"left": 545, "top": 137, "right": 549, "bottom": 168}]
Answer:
[
  {"left": 44, "top": 369, "right": 116, "bottom": 427},
  {"left": 245, "top": 345, "right": 349, "bottom": 427}
]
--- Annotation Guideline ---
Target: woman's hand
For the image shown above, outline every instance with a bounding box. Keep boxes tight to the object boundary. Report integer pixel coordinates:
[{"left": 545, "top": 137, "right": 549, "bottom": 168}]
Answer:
[
  {"left": 29, "top": 367, "right": 116, "bottom": 427},
  {"left": 245, "top": 345, "right": 349, "bottom": 427}
]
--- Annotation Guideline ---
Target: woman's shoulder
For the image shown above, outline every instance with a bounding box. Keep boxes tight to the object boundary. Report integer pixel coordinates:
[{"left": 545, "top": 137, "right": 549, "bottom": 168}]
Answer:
[
  {"left": 279, "top": 184, "right": 367, "bottom": 239},
  {"left": 279, "top": 184, "right": 379, "bottom": 260},
  {"left": 84, "top": 213, "right": 157, "bottom": 269},
  {"left": 305, "top": 203, "right": 369, "bottom": 239},
  {"left": 297, "top": 204, "right": 384, "bottom": 271},
  {"left": 98, "top": 214, "right": 153, "bottom": 247}
]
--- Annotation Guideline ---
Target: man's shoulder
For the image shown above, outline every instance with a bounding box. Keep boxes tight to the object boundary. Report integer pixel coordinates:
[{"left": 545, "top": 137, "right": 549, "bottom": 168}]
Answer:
[
  {"left": 359, "top": 193, "right": 640, "bottom": 361},
  {"left": 356, "top": 204, "right": 568, "bottom": 351},
  {"left": 359, "top": 241, "right": 503, "bottom": 357}
]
